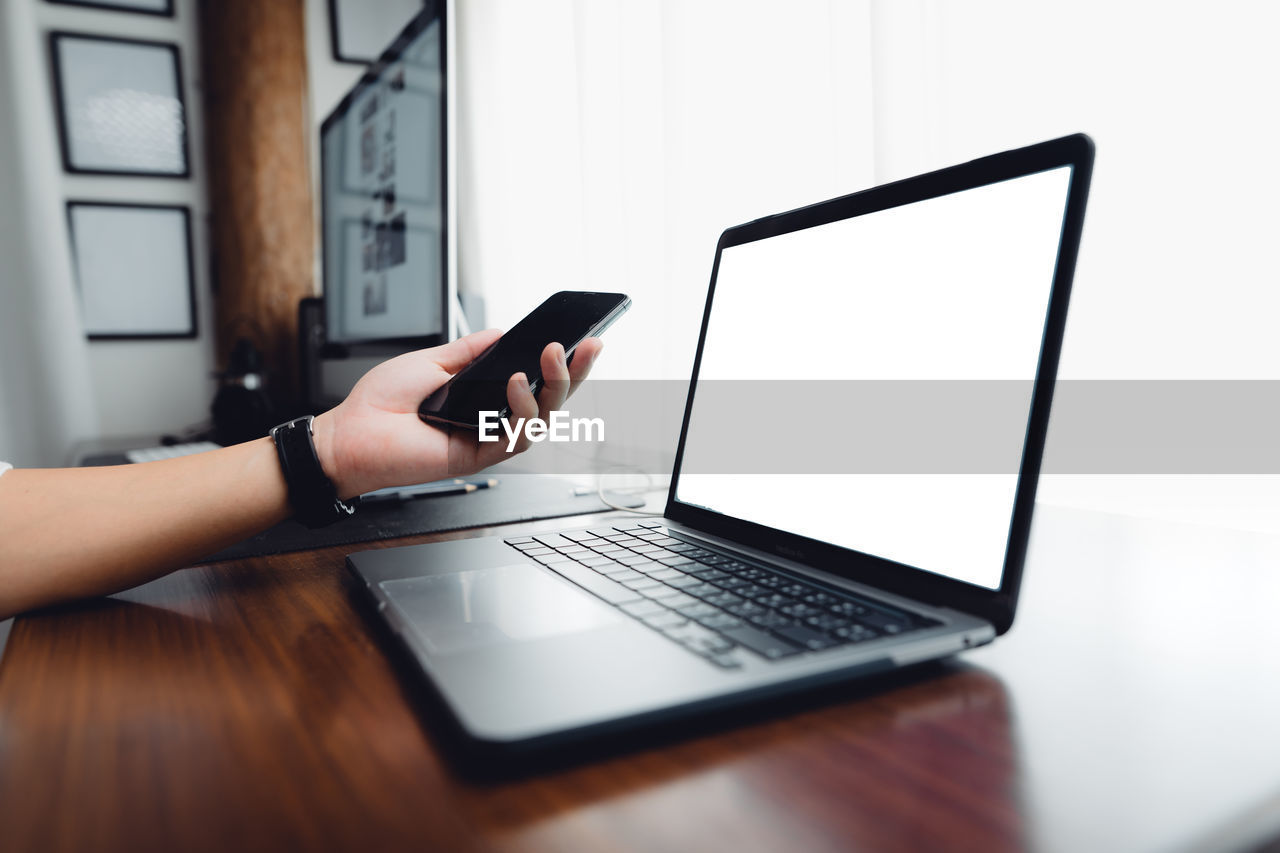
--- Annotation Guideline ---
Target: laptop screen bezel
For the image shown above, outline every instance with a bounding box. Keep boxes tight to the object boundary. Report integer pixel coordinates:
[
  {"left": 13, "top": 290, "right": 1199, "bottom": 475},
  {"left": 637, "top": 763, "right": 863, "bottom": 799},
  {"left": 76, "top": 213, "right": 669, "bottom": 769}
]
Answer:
[{"left": 663, "top": 134, "right": 1094, "bottom": 635}]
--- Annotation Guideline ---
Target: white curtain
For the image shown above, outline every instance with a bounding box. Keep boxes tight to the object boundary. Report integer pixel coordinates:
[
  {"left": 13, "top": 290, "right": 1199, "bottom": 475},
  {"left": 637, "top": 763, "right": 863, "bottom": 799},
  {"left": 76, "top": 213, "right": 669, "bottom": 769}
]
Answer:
[
  {"left": 871, "top": 0, "right": 1280, "bottom": 381},
  {"left": 0, "top": 0, "right": 99, "bottom": 468},
  {"left": 456, "top": 0, "right": 878, "bottom": 384}
]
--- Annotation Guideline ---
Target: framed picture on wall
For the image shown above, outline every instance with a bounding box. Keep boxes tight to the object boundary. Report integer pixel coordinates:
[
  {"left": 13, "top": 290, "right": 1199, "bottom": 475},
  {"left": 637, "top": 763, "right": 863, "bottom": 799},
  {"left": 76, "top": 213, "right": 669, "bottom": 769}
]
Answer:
[
  {"left": 329, "top": 0, "right": 426, "bottom": 64},
  {"left": 45, "top": 0, "right": 175, "bottom": 17},
  {"left": 66, "top": 201, "right": 197, "bottom": 340},
  {"left": 49, "top": 32, "right": 190, "bottom": 177}
]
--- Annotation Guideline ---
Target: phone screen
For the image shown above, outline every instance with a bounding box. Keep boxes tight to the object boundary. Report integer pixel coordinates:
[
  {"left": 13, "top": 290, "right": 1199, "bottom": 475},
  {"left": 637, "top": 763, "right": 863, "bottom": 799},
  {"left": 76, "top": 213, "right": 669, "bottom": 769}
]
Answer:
[{"left": 419, "top": 291, "right": 629, "bottom": 427}]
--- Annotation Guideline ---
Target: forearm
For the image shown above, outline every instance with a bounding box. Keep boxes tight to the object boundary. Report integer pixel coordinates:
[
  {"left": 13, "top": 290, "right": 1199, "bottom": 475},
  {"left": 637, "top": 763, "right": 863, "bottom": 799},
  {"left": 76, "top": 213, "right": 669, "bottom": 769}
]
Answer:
[{"left": 0, "top": 436, "right": 291, "bottom": 619}]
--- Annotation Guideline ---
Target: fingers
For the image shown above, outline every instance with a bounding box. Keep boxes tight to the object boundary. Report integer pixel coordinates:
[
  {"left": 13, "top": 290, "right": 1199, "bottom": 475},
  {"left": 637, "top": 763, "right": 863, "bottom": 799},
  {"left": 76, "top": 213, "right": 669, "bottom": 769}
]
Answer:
[
  {"left": 429, "top": 328, "right": 503, "bottom": 374},
  {"left": 481, "top": 338, "right": 605, "bottom": 460},
  {"left": 498, "top": 371, "right": 541, "bottom": 454},
  {"left": 567, "top": 337, "right": 602, "bottom": 396},
  {"left": 537, "top": 342, "right": 572, "bottom": 418}
]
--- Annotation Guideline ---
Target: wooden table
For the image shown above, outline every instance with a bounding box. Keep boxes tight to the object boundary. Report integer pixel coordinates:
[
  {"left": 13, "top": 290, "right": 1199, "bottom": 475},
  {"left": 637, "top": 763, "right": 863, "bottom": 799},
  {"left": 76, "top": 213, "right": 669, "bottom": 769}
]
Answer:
[{"left": 2, "top": 504, "right": 1278, "bottom": 852}]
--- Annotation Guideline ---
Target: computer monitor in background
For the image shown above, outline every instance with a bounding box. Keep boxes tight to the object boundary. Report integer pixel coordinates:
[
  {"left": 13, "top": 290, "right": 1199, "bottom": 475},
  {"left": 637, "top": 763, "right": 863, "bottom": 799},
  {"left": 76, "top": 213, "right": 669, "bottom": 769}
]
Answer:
[{"left": 318, "top": 3, "right": 454, "bottom": 361}]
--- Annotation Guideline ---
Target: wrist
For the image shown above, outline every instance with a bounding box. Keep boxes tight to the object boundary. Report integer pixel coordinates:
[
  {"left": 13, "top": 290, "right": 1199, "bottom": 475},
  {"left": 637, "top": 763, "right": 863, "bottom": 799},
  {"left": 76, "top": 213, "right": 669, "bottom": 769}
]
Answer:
[
  {"left": 310, "top": 410, "right": 351, "bottom": 499},
  {"left": 270, "top": 415, "right": 355, "bottom": 527}
]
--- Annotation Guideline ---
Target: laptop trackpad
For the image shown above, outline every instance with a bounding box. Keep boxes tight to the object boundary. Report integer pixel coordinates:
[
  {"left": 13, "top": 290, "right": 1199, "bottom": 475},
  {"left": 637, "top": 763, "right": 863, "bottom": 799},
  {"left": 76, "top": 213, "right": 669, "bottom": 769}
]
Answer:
[{"left": 380, "top": 564, "right": 625, "bottom": 656}]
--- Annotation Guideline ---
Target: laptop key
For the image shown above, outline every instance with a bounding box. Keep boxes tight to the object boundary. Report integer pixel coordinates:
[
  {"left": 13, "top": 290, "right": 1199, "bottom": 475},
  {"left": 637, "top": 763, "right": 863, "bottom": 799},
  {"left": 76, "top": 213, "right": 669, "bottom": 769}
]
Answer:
[
  {"left": 696, "top": 611, "right": 744, "bottom": 630},
  {"left": 682, "top": 582, "right": 721, "bottom": 599},
  {"left": 774, "top": 624, "right": 841, "bottom": 651},
  {"left": 663, "top": 622, "right": 725, "bottom": 648},
  {"left": 530, "top": 553, "right": 575, "bottom": 566},
  {"left": 642, "top": 611, "right": 688, "bottom": 630},
  {"left": 603, "top": 568, "right": 645, "bottom": 584},
  {"left": 806, "top": 613, "right": 852, "bottom": 631},
  {"left": 653, "top": 591, "right": 699, "bottom": 608},
  {"left": 621, "top": 599, "right": 669, "bottom": 619},
  {"left": 833, "top": 624, "right": 879, "bottom": 642},
  {"left": 510, "top": 543, "right": 546, "bottom": 553},
  {"left": 720, "top": 625, "right": 803, "bottom": 660},
  {"left": 713, "top": 576, "right": 749, "bottom": 590},
  {"left": 622, "top": 576, "right": 663, "bottom": 591},
  {"left": 685, "top": 566, "right": 727, "bottom": 580},
  {"left": 748, "top": 610, "right": 798, "bottom": 629},
  {"left": 674, "top": 601, "right": 719, "bottom": 619},
  {"left": 859, "top": 611, "right": 911, "bottom": 634},
  {"left": 664, "top": 575, "right": 702, "bottom": 589},
  {"left": 533, "top": 534, "right": 577, "bottom": 549},
  {"left": 702, "top": 591, "right": 744, "bottom": 608},
  {"left": 546, "top": 562, "right": 643, "bottom": 605},
  {"left": 781, "top": 603, "right": 823, "bottom": 619},
  {"left": 725, "top": 601, "right": 767, "bottom": 618}
]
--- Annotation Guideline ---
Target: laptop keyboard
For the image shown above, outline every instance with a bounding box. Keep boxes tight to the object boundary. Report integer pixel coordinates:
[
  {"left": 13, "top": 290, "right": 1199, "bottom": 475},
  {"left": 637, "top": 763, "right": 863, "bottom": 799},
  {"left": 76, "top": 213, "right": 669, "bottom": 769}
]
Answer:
[{"left": 505, "top": 522, "right": 939, "bottom": 669}]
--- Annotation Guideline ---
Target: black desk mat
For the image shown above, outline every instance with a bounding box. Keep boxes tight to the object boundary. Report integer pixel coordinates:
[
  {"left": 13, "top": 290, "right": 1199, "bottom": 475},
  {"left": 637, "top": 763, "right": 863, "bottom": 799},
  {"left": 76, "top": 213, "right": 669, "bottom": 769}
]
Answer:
[{"left": 201, "top": 477, "right": 644, "bottom": 563}]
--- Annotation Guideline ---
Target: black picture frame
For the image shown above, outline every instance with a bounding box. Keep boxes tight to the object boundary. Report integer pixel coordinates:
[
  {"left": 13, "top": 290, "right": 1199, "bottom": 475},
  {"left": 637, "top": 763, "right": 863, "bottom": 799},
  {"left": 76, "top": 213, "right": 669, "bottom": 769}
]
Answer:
[
  {"left": 329, "top": 0, "right": 427, "bottom": 65},
  {"left": 49, "top": 31, "right": 191, "bottom": 178},
  {"left": 65, "top": 201, "right": 198, "bottom": 340},
  {"left": 45, "top": 0, "right": 175, "bottom": 17}
]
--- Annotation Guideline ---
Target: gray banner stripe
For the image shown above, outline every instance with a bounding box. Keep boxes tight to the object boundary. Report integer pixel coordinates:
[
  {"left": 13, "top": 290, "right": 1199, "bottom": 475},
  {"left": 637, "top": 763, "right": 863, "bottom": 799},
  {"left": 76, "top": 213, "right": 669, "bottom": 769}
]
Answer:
[{"left": 449, "top": 380, "right": 1280, "bottom": 476}]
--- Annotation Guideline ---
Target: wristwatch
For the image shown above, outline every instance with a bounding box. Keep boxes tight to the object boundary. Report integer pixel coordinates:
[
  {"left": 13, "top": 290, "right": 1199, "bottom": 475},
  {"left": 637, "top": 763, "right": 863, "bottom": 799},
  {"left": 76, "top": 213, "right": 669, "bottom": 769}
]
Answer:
[{"left": 270, "top": 415, "right": 355, "bottom": 528}]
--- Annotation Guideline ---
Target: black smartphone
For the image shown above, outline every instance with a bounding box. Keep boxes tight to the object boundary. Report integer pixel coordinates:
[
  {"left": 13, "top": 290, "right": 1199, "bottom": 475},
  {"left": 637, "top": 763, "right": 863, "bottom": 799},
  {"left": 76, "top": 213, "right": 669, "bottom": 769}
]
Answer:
[{"left": 419, "top": 291, "right": 630, "bottom": 429}]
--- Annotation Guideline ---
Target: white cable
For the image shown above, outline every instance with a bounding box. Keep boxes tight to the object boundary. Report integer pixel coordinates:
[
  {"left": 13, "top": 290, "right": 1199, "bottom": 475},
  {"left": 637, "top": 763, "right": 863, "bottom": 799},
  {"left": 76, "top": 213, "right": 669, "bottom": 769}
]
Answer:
[{"left": 596, "top": 466, "right": 665, "bottom": 515}]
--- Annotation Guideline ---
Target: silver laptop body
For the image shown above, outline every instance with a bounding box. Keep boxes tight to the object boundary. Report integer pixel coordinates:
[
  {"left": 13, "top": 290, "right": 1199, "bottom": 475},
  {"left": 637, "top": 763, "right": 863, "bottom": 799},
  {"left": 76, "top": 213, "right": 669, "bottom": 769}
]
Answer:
[{"left": 347, "top": 134, "right": 1094, "bottom": 752}]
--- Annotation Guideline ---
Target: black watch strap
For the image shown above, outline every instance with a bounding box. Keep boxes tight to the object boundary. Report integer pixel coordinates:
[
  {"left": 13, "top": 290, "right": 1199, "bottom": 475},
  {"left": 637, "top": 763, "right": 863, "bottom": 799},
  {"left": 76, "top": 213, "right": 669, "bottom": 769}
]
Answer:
[{"left": 270, "top": 416, "right": 355, "bottom": 528}]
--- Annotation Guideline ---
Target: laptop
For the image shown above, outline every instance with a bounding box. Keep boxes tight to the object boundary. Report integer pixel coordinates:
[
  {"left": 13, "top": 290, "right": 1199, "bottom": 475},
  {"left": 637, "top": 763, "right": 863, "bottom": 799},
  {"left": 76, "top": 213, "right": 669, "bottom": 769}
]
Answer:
[{"left": 347, "top": 134, "right": 1094, "bottom": 755}]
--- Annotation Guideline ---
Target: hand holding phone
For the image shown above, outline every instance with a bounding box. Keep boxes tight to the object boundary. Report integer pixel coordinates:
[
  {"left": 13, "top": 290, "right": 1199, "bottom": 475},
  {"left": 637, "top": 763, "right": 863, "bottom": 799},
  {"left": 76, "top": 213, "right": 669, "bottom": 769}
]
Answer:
[{"left": 419, "top": 291, "right": 630, "bottom": 429}]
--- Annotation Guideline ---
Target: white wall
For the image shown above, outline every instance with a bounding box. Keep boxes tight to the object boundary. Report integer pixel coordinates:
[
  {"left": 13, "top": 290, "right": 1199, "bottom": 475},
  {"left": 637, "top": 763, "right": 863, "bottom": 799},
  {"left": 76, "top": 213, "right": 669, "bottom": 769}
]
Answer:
[
  {"left": 0, "top": 0, "right": 98, "bottom": 468},
  {"left": 29, "top": 0, "right": 216, "bottom": 442},
  {"left": 455, "top": 0, "right": 878, "bottom": 383},
  {"left": 869, "top": 0, "right": 1280, "bottom": 381}
]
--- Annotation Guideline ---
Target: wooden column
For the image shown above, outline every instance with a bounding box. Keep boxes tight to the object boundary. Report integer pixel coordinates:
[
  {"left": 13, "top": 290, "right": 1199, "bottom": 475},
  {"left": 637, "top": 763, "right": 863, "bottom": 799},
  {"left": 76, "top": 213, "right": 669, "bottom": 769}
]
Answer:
[{"left": 198, "top": 0, "right": 313, "bottom": 405}]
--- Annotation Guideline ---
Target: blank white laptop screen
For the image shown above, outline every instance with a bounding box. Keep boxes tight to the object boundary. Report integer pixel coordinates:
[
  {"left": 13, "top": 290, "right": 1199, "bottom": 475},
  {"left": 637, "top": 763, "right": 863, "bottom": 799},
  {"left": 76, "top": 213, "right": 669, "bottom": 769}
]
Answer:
[{"left": 675, "top": 166, "right": 1073, "bottom": 590}]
